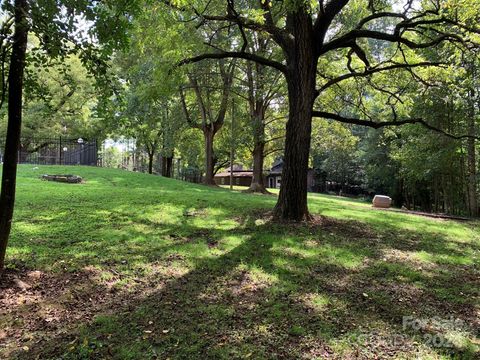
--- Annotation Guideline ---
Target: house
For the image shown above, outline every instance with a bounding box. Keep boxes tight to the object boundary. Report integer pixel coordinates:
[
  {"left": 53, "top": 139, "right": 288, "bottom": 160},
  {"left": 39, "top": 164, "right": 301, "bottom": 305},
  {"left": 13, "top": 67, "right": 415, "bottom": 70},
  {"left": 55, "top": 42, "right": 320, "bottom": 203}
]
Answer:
[
  {"left": 214, "top": 169, "right": 255, "bottom": 186},
  {"left": 266, "top": 158, "right": 316, "bottom": 191},
  {"left": 266, "top": 158, "right": 283, "bottom": 189},
  {"left": 214, "top": 159, "right": 315, "bottom": 190}
]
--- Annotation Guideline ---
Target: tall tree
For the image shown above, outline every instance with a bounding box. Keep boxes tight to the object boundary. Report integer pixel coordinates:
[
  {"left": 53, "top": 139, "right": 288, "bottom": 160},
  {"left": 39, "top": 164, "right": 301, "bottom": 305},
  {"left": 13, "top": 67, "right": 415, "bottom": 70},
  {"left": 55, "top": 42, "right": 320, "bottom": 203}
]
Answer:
[
  {"left": 0, "top": 0, "right": 136, "bottom": 272},
  {"left": 243, "top": 36, "right": 284, "bottom": 193},
  {"left": 123, "top": 94, "right": 164, "bottom": 174},
  {"left": 0, "top": 0, "right": 28, "bottom": 272},
  {"left": 464, "top": 57, "right": 479, "bottom": 216},
  {"left": 167, "top": 0, "right": 480, "bottom": 220},
  {"left": 180, "top": 60, "right": 236, "bottom": 185}
]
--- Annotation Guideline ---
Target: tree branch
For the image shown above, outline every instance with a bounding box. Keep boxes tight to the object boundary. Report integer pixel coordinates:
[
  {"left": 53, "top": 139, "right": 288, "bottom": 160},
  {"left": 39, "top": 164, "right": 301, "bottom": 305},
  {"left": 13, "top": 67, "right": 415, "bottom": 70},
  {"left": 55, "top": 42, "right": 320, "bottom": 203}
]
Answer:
[
  {"left": 313, "top": 0, "right": 350, "bottom": 46},
  {"left": 179, "top": 51, "right": 287, "bottom": 74},
  {"left": 312, "top": 111, "right": 480, "bottom": 140},
  {"left": 179, "top": 87, "right": 201, "bottom": 130},
  {"left": 317, "top": 61, "right": 443, "bottom": 94},
  {"left": 264, "top": 147, "right": 284, "bottom": 157},
  {"left": 321, "top": 29, "right": 460, "bottom": 55},
  {"left": 190, "top": 1, "right": 292, "bottom": 49}
]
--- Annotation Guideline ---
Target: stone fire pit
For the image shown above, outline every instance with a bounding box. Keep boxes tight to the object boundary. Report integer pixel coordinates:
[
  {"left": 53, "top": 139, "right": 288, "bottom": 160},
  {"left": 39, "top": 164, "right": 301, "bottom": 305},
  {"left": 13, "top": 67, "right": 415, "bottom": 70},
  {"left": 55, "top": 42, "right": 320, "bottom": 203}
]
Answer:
[{"left": 41, "top": 174, "right": 83, "bottom": 184}]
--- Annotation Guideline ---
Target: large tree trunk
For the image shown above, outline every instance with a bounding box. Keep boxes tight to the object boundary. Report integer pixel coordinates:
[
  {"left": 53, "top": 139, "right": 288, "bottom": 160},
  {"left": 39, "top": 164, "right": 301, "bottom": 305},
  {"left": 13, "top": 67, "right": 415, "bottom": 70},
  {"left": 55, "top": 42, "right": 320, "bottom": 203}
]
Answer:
[
  {"left": 161, "top": 156, "right": 166, "bottom": 176},
  {"left": 165, "top": 156, "right": 173, "bottom": 177},
  {"left": 248, "top": 140, "right": 267, "bottom": 193},
  {"left": 161, "top": 156, "right": 173, "bottom": 177},
  {"left": 248, "top": 107, "right": 268, "bottom": 193},
  {"left": 203, "top": 128, "right": 216, "bottom": 185},
  {"left": 245, "top": 56, "right": 269, "bottom": 194},
  {"left": 274, "top": 13, "right": 317, "bottom": 221},
  {"left": 147, "top": 152, "right": 154, "bottom": 174},
  {"left": 466, "top": 101, "right": 478, "bottom": 217},
  {"left": 0, "top": 0, "right": 29, "bottom": 272}
]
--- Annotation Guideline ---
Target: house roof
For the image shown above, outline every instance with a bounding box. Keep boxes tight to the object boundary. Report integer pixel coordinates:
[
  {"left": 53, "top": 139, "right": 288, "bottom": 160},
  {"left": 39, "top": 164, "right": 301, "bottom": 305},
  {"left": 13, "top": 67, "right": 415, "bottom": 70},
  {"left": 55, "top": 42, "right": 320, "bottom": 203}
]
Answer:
[
  {"left": 271, "top": 158, "right": 283, "bottom": 168},
  {"left": 214, "top": 171, "right": 253, "bottom": 178},
  {"left": 215, "top": 163, "right": 313, "bottom": 179},
  {"left": 267, "top": 168, "right": 314, "bottom": 177}
]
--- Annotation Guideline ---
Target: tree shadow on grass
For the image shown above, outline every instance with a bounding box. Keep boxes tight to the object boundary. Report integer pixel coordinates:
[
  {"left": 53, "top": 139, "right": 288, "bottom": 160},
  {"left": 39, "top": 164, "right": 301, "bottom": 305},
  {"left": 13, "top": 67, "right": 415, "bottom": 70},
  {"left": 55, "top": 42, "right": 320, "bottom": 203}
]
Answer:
[{"left": 6, "top": 210, "right": 478, "bottom": 359}]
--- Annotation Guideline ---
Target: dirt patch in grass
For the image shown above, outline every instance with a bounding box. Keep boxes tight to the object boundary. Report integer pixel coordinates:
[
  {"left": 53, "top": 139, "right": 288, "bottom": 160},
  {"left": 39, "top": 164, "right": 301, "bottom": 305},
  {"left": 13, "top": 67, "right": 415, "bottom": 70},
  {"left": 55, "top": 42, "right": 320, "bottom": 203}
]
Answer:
[
  {"left": 0, "top": 261, "right": 181, "bottom": 358},
  {"left": 310, "top": 215, "right": 377, "bottom": 239},
  {"left": 1, "top": 265, "right": 109, "bottom": 355},
  {"left": 240, "top": 211, "right": 377, "bottom": 240}
]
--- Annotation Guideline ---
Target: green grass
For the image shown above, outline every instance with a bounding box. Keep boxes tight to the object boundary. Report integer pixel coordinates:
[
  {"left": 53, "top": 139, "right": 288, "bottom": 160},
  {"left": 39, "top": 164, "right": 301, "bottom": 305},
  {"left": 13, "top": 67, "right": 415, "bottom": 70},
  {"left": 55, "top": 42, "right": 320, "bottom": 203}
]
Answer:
[{"left": 1, "top": 165, "right": 479, "bottom": 359}]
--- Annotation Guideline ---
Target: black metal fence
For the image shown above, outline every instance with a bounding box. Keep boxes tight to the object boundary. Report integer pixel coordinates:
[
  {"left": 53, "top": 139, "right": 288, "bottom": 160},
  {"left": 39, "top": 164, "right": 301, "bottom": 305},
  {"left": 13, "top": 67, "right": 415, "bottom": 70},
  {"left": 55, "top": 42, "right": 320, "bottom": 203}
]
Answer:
[{"left": 0, "top": 137, "right": 98, "bottom": 166}]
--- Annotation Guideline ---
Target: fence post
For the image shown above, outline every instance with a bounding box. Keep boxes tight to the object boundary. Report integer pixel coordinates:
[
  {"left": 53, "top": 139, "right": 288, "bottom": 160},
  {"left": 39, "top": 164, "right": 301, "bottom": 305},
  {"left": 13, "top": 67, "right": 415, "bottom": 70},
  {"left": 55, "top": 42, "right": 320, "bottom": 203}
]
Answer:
[{"left": 59, "top": 136, "right": 62, "bottom": 165}]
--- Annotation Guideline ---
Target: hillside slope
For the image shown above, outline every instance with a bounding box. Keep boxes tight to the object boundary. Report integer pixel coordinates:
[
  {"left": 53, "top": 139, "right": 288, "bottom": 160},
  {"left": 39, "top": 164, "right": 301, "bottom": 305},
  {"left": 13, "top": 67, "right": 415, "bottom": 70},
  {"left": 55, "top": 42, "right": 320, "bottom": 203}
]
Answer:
[{"left": 1, "top": 165, "right": 479, "bottom": 359}]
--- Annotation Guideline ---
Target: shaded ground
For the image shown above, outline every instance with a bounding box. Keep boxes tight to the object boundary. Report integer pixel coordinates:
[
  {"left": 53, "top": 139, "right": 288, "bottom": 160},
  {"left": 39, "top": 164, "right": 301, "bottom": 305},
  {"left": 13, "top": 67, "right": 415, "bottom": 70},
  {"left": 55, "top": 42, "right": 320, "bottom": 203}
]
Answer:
[
  {"left": 0, "top": 166, "right": 479, "bottom": 359},
  {"left": 374, "top": 207, "right": 472, "bottom": 221}
]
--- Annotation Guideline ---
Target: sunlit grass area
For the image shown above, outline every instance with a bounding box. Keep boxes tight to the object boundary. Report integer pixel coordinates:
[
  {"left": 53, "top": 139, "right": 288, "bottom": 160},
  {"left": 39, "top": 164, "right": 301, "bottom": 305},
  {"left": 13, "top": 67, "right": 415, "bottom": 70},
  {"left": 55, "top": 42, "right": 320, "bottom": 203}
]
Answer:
[{"left": 1, "top": 165, "right": 479, "bottom": 359}]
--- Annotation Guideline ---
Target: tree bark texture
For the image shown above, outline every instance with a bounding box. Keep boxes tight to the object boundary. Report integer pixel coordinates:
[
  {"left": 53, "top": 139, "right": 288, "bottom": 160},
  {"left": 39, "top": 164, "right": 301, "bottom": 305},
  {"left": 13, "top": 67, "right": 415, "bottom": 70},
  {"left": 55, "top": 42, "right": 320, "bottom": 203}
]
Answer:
[
  {"left": 274, "top": 10, "right": 317, "bottom": 220},
  {"left": 203, "top": 128, "right": 216, "bottom": 185}
]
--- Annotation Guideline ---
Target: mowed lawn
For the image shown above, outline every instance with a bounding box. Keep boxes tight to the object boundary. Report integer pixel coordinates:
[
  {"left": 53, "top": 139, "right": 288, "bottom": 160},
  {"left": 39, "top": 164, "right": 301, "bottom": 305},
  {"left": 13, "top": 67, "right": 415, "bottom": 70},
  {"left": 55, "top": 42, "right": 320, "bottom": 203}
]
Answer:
[{"left": 0, "top": 165, "right": 479, "bottom": 359}]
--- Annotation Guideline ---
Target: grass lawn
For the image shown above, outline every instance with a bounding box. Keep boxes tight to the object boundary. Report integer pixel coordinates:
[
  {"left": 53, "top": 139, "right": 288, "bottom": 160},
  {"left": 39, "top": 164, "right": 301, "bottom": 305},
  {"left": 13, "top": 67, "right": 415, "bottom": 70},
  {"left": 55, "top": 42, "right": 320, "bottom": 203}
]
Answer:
[{"left": 1, "top": 165, "right": 479, "bottom": 359}]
